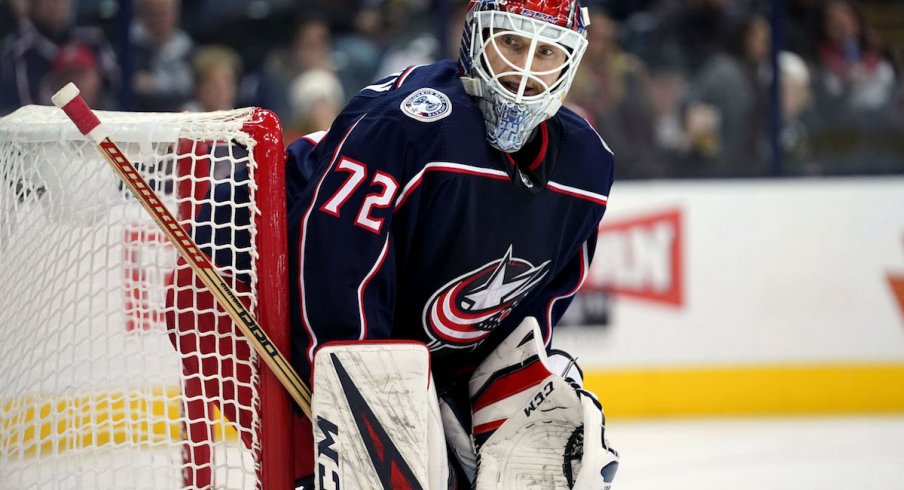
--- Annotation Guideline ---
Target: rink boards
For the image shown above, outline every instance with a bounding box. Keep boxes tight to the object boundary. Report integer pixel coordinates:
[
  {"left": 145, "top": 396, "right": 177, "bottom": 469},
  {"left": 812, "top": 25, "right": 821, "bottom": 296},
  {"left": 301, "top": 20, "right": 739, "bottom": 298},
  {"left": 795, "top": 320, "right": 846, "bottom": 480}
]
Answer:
[
  {"left": 4, "top": 177, "right": 903, "bottom": 462},
  {"left": 560, "top": 176, "right": 904, "bottom": 417}
]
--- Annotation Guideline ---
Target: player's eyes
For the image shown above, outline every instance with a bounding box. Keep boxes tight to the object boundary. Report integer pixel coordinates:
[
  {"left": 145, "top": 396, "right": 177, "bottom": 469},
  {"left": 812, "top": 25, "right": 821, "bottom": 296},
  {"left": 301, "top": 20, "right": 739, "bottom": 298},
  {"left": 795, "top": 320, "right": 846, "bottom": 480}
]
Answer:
[{"left": 501, "top": 35, "right": 520, "bottom": 48}]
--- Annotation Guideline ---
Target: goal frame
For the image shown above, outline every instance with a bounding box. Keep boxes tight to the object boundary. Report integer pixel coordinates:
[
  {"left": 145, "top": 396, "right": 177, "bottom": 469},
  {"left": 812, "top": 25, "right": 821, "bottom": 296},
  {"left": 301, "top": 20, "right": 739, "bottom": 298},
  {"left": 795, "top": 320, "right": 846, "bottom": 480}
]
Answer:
[
  {"left": 230, "top": 108, "right": 294, "bottom": 490},
  {"left": 0, "top": 105, "right": 295, "bottom": 489}
]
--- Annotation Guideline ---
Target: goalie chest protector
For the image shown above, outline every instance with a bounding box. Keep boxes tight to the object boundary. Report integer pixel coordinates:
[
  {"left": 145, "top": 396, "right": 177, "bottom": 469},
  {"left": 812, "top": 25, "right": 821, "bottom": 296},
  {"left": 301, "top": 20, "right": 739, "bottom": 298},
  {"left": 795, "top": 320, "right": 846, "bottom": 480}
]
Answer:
[{"left": 283, "top": 60, "right": 613, "bottom": 380}]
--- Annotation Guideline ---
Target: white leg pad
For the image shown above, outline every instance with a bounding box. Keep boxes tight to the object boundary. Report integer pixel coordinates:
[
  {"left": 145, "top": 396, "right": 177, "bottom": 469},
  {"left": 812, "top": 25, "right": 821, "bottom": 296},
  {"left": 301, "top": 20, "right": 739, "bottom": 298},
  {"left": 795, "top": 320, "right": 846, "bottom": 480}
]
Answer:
[{"left": 312, "top": 341, "right": 448, "bottom": 490}]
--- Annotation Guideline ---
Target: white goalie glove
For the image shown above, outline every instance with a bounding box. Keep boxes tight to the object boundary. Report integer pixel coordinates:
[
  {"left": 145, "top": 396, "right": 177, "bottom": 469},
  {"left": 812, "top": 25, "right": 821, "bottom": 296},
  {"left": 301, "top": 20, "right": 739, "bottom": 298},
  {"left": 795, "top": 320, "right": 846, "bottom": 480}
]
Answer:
[{"left": 468, "top": 317, "right": 618, "bottom": 489}]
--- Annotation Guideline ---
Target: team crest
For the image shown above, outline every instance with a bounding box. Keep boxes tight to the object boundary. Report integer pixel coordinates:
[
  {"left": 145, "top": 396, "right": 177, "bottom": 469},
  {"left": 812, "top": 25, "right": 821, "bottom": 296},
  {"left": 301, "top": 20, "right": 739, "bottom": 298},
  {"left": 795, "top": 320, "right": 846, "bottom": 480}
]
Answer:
[
  {"left": 400, "top": 88, "right": 451, "bottom": 122},
  {"left": 423, "top": 246, "right": 550, "bottom": 350}
]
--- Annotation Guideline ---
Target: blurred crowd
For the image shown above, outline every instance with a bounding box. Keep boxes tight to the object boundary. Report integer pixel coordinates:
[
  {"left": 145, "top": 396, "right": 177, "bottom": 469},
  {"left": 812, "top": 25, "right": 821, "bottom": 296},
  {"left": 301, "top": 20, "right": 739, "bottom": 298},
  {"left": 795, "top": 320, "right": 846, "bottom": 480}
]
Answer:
[{"left": 1, "top": 0, "right": 903, "bottom": 178}]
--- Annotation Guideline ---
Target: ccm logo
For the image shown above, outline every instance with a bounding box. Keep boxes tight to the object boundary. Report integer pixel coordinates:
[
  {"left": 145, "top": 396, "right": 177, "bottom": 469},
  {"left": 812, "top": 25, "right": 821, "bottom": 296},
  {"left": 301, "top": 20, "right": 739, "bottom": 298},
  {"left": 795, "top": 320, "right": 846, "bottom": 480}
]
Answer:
[
  {"left": 523, "top": 381, "right": 555, "bottom": 417},
  {"left": 316, "top": 416, "right": 341, "bottom": 490},
  {"left": 587, "top": 209, "right": 683, "bottom": 306}
]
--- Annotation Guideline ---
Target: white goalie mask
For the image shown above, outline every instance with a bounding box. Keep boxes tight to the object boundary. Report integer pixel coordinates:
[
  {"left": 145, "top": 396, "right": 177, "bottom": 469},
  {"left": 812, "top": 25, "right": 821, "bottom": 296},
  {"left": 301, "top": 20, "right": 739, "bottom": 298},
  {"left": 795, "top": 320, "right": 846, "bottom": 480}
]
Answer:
[{"left": 460, "top": 0, "right": 589, "bottom": 152}]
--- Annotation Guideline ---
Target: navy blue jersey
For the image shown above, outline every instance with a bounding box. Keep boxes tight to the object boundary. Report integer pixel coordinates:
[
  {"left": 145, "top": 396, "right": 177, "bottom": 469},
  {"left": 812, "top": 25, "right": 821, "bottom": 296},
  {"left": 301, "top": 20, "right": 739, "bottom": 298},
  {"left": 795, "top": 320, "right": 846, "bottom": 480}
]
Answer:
[{"left": 285, "top": 60, "right": 614, "bottom": 383}]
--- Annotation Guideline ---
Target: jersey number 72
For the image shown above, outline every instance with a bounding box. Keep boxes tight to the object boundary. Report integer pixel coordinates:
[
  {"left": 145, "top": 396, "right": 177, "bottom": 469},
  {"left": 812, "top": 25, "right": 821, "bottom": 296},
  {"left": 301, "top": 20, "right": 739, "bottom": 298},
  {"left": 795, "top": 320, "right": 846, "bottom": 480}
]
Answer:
[{"left": 319, "top": 157, "right": 400, "bottom": 234}]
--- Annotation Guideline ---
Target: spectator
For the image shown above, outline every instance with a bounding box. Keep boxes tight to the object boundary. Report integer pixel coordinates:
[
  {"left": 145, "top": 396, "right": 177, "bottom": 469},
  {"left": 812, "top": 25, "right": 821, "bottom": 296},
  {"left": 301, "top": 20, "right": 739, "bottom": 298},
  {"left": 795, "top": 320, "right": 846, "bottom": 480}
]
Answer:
[
  {"left": 248, "top": 14, "right": 337, "bottom": 122},
  {"left": 183, "top": 45, "right": 241, "bottom": 113},
  {"left": 289, "top": 14, "right": 335, "bottom": 73},
  {"left": 183, "top": 45, "right": 245, "bottom": 181},
  {"left": 0, "top": 0, "right": 118, "bottom": 114},
  {"left": 131, "top": 0, "right": 195, "bottom": 112},
  {"left": 376, "top": 29, "right": 439, "bottom": 77},
  {"left": 809, "top": 0, "right": 901, "bottom": 174},
  {"left": 568, "top": 10, "right": 663, "bottom": 179},
  {"left": 681, "top": 14, "right": 771, "bottom": 177},
  {"left": 781, "top": 0, "right": 822, "bottom": 59},
  {"left": 813, "top": 0, "right": 897, "bottom": 116},
  {"left": 655, "top": 0, "right": 744, "bottom": 75},
  {"left": 39, "top": 42, "right": 108, "bottom": 109},
  {"left": 0, "top": 0, "right": 27, "bottom": 41},
  {"left": 777, "top": 50, "right": 820, "bottom": 175},
  {"left": 286, "top": 68, "right": 344, "bottom": 138},
  {"left": 332, "top": 5, "right": 384, "bottom": 98},
  {"left": 375, "top": 6, "right": 440, "bottom": 78},
  {"left": 646, "top": 62, "right": 692, "bottom": 173}
]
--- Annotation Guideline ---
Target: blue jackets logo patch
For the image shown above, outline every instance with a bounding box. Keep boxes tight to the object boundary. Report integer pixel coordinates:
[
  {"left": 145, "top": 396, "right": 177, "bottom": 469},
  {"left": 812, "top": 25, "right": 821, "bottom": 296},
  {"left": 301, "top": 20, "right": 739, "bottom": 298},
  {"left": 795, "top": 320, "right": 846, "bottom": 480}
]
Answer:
[
  {"left": 423, "top": 246, "right": 550, "bottom": 350},
  {"left": 400, "top": 88, "right": 452, "bottom": 122}
]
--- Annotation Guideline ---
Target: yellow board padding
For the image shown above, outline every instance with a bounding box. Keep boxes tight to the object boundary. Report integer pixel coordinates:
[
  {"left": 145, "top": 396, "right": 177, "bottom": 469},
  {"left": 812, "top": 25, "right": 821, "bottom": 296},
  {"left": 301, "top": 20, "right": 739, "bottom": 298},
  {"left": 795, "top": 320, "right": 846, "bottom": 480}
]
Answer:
[
  {"left": 583, "top": 362, "right": 904, "bottom": 419},
  {"left": 4, "top": 363, "right": 904, "bottom": 457},
  {"left": 1, "top": 387, "right": 240, "bottom": 458}
]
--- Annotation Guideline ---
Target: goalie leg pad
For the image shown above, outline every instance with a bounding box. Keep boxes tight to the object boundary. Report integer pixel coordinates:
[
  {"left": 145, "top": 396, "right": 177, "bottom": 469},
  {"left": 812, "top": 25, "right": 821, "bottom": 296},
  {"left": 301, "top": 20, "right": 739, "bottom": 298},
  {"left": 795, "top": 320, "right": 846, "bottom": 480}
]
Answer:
[{"left": 312, "top": 341, "right": 448, "bottom": 490}]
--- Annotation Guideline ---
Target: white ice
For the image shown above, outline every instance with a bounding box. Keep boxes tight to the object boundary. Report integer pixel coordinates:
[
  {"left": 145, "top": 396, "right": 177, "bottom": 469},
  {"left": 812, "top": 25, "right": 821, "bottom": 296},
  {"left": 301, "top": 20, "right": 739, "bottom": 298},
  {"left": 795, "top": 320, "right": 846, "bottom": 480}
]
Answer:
[{"left": 608, "top": 415, "right": 904, "bottom": 490}]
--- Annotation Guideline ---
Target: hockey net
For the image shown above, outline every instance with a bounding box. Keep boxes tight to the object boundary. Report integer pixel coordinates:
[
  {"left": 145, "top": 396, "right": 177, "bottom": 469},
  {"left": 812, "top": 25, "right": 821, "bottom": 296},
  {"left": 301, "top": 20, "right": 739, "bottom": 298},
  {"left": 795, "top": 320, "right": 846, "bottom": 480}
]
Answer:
[{"left": 0, "top": 106, "right": 292, "bottom": 489}]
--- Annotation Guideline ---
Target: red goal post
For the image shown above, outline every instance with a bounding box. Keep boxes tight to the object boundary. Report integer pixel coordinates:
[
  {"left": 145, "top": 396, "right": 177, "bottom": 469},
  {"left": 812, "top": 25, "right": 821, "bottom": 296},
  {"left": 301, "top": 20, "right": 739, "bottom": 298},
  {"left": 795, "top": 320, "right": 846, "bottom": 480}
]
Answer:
[{"left": 0, "top": 106, "right": 294, "bottom": 489}]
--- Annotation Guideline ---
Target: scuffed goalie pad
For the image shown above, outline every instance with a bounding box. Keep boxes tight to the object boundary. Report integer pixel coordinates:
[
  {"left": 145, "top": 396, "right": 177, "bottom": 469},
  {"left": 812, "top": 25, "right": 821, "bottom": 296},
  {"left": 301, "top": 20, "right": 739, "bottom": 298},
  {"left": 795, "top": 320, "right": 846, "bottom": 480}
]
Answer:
[
  {"left": 475, "top": 381, "right": 583, "bottom": 490},
  {"left": 313, "top": 342, "right": 431, "bottom": 489}
]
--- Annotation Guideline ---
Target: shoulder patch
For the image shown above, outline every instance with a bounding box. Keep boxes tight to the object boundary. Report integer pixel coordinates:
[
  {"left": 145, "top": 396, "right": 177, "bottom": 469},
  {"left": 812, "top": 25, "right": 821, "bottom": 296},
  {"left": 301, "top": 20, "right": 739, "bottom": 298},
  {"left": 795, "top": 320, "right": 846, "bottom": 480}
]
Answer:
[{"left": 400, "top": 88, "right": 452, "bottom": 122}]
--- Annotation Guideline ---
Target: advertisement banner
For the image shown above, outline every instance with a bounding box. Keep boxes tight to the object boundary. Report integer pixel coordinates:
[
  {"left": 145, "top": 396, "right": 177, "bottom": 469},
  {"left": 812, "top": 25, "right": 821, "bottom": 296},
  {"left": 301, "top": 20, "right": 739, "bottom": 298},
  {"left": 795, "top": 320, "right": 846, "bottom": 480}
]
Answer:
[{"left": 555, "top": 178, "right": 904, "bottom": 415}]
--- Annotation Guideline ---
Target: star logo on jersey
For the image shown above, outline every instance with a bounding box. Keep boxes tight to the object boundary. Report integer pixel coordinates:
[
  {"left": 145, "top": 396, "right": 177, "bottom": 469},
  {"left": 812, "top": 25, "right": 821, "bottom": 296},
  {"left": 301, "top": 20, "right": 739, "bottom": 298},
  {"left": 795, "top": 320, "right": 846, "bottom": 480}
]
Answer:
[{"left": 424, "top": 246, "right": 550, "bottom": 349}]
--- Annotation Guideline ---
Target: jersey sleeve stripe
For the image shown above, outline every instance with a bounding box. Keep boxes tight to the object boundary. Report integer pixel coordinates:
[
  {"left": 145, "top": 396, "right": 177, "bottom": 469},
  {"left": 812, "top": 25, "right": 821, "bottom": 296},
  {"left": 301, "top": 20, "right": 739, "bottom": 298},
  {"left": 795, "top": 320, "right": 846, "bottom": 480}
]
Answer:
[
  {"left": 394, "top": 162, "right": 510, "bottom": 210},
  {"left": 596, "top": 129, "right": 614, "bottom": 156},
  {"left": 393, "top": 162, "right": 607, "bottom": 209},
  {"left": 298, "top": 116, "right": 365, "bottom": 364},
  {"left": 543, "top": 240, "right": 590, "bottom": 345},
  {"left": 357, "top": 234, "right": 392, "bottom": 340},
  {"left": 546, "top": 181, "right": 608, "bottom": 206},
  {"left": 395, "top": 64, "right": 424, "bottom": 88},
  {"left": 361, "top": 69, "right": 404, "bottom": 93},
  {"left": 302, "top": 130, "right": 328, "bottom": 145}
]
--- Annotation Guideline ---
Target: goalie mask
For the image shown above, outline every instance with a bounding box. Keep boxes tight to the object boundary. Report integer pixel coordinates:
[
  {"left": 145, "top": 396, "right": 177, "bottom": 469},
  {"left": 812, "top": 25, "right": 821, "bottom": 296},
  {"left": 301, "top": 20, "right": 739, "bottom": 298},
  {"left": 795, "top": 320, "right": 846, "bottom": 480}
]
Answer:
[{"left": 460, "top": 0, "right": 589, "bottom": 153}]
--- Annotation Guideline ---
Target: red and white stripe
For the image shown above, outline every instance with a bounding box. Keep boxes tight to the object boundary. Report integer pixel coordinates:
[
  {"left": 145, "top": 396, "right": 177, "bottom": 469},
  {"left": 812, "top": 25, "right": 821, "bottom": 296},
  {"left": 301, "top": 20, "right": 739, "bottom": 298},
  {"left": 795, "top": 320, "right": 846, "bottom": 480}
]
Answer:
[
  {"left": 546, "top": 180, "right": 608, "bottom": 206},
  {"left": 395, "top": 162, "right": 510, "bottom": 209},
  {"left": 395, "top": 64, "right": 424, "bottom": 88},
  {"left": 302, "top": 130, "right": 328, "bottom": 146},
  {"left": 471, "top": 359, "right": 552, "bottom": 437},
  {"left": 394, "top": 161, "right": 609, "bottom": 210}
]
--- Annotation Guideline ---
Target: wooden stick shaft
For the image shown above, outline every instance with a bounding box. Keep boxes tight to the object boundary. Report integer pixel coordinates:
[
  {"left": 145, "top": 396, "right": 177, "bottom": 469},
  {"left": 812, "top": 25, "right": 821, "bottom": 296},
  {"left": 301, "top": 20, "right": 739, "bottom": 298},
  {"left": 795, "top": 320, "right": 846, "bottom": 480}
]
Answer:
[{"left": 52, "top": 84, "right": 312, "bottom": 418}]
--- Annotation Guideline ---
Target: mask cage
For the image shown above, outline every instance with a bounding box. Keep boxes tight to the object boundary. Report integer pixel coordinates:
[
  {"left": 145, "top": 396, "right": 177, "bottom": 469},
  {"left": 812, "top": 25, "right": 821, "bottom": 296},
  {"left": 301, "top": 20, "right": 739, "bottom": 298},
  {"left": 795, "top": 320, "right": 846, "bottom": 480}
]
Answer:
[{"left": 468, "top": 9, "right": 587, "bottom": 106}]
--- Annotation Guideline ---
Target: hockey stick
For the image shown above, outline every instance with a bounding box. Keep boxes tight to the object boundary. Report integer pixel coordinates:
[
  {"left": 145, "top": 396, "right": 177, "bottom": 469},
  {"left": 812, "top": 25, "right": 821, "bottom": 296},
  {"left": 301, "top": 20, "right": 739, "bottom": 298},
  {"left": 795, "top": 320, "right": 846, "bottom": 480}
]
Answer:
[{"left": 52, "top": 83, "right": 313, "bottom": 418}]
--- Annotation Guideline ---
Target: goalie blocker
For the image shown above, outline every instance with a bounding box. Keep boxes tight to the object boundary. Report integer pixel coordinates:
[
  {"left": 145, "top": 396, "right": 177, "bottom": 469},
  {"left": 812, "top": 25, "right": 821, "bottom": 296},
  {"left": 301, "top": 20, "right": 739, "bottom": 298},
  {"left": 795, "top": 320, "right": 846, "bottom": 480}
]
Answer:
[{"left": 311, "top": 318, "right": 617, "bottom": 490}]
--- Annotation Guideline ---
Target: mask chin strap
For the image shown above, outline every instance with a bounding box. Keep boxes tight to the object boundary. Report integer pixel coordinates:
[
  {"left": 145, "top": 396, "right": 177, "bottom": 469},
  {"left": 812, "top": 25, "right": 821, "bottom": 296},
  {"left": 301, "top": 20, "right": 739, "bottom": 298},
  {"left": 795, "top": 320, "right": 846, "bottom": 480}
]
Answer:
[
  {"left": 460, "top": 75, "right": 483, "bottom": 98},
  {"left": 544, "top": 97, "right": 562, "bottom": 119}
]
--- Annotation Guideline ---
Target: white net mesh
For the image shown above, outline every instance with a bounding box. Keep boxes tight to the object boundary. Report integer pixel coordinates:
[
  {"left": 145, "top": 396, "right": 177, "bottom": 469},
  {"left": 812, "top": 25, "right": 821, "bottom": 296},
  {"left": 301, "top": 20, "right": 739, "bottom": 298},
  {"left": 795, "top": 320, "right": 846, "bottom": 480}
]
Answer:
[{"left": 0, "top": 106, "right": 285, "bottom": 489}]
